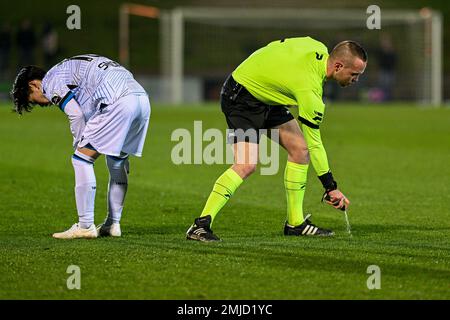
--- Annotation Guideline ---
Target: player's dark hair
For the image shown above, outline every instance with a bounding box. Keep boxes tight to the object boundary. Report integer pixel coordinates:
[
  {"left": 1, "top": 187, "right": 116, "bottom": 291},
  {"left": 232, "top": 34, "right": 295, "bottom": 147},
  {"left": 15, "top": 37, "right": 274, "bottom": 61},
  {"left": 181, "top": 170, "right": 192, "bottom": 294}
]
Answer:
[
  {"left": 11, "top": 66, "right": 47, "bottom": 114},
  {"left": 330, "top": 40, "right": 368, "bottom": 62}
]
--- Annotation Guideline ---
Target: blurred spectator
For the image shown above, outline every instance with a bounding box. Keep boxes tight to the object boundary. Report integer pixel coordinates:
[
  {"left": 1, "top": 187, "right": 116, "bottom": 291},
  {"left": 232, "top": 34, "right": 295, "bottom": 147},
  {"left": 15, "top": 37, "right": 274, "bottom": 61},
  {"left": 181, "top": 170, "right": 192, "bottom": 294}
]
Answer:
[
  {"left": 42, "top": 22, "right": 59, "bottom": 69},
  {"left": 0, "top": 23, "right": 12, "bottom": 79},
  {"left": 375, "top": 34, "right": 397, "bottom": 101},
  {"left": 17, "top": 19, "right": 36, "bottom": 67}
]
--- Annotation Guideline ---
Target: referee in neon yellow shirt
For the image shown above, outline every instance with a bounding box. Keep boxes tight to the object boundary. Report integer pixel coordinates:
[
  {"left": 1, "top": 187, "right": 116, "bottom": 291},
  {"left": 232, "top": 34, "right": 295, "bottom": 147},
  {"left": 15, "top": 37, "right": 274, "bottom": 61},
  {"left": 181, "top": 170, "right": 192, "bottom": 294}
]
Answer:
[{"left": 187, "top": 37, "right": 367, "bottom": 241}]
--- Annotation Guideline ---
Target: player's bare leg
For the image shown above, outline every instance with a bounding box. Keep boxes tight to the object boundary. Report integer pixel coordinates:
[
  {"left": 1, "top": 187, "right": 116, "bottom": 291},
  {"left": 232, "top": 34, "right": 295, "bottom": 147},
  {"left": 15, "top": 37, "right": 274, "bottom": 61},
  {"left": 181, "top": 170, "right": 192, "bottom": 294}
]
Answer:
[
  {"left": 77, "top": 146, "right": 101, "bottom": 159},
  {"left": 273, "top": 120, "right": 334, "bottom": 236},
  {"left": 186, "top": 141, "right": 258, "bottom": 242},
  {"left": 276, "top": 119, "right": 309, "bottom": 164},
  {"left": 231, "top": 141, "right": 259, "bottom": 178}
]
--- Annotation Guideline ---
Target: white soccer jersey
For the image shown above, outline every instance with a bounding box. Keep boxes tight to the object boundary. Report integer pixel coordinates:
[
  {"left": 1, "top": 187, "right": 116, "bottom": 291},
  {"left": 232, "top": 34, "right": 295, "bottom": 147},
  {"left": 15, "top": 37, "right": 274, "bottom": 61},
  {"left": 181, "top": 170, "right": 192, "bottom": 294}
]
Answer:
[{"left": 42, "top": 54, "right": 147, "bottom": 120}]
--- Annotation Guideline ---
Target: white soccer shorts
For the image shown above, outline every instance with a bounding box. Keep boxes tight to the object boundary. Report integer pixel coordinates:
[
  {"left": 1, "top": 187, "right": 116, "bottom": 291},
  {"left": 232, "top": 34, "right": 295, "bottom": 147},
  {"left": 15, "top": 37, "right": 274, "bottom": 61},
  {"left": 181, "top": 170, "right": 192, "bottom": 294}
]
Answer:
[{"left": 78, "top": 94, "right": 151, "bottom": 157}]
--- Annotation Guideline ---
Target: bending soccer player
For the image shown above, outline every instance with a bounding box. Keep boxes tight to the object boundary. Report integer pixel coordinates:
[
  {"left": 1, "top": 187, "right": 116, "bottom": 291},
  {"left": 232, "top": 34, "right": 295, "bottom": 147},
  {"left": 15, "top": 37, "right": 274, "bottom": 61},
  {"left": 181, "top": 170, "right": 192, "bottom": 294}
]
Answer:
[
  {"left": 187, "top": 38, "right": 367, "bottom": 241},
  {"left": 11, "top": 54, "right": 151, "bottom": 239}
]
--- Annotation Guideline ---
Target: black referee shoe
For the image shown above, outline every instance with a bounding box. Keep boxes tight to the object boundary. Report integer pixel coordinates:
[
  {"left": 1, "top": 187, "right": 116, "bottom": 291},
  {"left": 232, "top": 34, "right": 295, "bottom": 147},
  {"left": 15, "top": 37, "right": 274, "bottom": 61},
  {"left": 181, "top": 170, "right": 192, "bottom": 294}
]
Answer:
[
  {"left": 186, "top": 215, "right": 221, "bottom": 242},
  {"left": 284, "top": 215, "right": 334, "bottom": 237}
]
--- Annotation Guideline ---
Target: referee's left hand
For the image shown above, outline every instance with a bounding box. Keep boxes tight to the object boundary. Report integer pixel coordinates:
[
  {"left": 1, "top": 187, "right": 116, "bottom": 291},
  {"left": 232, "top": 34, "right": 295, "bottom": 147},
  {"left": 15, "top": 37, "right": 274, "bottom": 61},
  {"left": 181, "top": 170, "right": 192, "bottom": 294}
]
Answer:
[{"left": 325, "top": 189, "right": 350, "bottom": 210}]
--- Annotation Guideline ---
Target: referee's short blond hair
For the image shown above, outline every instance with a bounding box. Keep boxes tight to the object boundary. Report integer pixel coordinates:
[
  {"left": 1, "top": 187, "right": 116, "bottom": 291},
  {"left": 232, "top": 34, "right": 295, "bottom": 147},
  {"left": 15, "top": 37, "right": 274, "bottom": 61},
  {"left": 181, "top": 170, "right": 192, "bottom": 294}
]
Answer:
[{"left": 330, "top": 41, "right": 368, "bottom": 63}]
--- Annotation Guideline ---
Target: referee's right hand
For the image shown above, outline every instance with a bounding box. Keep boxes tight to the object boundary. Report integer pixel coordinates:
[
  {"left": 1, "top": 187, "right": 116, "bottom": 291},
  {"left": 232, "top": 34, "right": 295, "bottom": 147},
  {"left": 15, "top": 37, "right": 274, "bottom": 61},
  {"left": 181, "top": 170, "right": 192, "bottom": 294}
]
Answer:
[{"left": 325, "top": 189, "right": 350, "bottom": 210}]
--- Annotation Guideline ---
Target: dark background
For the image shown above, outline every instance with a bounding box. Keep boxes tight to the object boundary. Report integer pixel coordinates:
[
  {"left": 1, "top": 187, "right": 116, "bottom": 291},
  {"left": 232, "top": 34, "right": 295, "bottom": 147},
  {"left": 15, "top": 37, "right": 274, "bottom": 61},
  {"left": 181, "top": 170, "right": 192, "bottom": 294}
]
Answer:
[{"left": 0, "top": 0, "right": 448, "bottom": 101}]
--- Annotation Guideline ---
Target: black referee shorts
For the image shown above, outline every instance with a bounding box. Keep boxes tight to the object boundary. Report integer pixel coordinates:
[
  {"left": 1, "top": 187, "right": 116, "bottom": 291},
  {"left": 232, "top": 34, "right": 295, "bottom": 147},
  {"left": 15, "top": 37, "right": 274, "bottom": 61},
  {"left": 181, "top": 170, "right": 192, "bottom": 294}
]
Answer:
[{"left": 220, "top": 75, "right": 294, "bottom": 144}]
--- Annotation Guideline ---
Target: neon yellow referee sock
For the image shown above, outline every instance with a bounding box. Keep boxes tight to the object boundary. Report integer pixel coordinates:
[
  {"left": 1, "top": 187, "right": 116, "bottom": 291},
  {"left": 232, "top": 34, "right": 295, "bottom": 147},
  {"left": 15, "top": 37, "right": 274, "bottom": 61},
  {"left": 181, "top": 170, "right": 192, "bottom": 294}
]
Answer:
[
  {"left": 284, "top": 161, "right": 309, "bottom": 226},
  {"left": 200, "top": 168, "right": 244, "bottom": 225}
]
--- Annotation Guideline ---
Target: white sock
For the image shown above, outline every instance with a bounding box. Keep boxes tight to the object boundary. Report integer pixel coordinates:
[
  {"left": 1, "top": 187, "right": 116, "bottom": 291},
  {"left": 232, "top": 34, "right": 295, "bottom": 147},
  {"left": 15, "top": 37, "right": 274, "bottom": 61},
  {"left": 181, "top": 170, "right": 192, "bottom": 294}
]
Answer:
[
  {"left": 72, "top": 154, "right": 96, "bottom": 229},
  {"left": 105, "top": 155, "right": 129, "bottom": 226}
]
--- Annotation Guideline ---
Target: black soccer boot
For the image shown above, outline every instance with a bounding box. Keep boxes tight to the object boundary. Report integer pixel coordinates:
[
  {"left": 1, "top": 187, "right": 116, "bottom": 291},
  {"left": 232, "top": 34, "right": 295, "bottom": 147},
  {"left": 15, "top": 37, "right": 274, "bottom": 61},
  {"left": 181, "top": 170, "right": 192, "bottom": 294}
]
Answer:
[
  {"left": 284, "top": 215, "right": 334, "bottom": 237},
  {"left": 186, "top": 215, "right": 221, "bottom": 242}
]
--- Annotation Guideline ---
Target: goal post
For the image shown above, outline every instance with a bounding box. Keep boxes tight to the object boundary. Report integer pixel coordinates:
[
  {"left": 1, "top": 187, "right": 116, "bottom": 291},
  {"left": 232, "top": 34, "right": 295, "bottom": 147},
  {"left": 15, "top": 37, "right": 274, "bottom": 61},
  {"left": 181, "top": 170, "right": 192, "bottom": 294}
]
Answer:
[
  {"left": 119, "top": 3, "right": 160, "bottom": 68},
  {"left": 119, "top": 5, "right": 443, "bottom": 106}
]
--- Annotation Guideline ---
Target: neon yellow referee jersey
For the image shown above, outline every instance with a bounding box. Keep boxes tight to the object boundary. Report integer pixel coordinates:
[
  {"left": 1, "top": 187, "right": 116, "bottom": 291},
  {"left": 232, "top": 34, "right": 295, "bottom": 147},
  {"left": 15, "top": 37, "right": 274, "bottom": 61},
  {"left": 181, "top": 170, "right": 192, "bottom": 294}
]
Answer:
[{"left": 232, "top": 36, "right": 331, "bottom": 175}]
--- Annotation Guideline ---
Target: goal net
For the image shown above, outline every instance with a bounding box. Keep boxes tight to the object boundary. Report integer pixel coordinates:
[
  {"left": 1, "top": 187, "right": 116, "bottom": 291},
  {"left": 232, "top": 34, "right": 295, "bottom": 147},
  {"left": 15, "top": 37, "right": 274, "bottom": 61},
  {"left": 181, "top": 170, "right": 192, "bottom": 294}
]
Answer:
[{"left": 120, "top": 5, "right": 443, "bottom": 106}]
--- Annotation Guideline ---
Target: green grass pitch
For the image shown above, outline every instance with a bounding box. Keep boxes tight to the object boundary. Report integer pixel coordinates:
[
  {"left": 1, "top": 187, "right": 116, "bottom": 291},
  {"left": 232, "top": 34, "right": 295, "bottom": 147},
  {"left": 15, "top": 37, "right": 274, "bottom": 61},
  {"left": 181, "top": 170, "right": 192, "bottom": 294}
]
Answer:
[{"left": 0, "top": 102, "right": 449, "bottom": 299}]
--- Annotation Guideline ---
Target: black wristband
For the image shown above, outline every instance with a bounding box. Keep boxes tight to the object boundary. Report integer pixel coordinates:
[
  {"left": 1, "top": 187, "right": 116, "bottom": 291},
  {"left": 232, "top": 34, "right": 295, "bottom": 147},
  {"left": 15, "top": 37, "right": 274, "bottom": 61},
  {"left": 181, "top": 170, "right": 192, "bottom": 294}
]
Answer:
[{"left": 318, "top": 171, "right": 337, "bottom": 191}]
